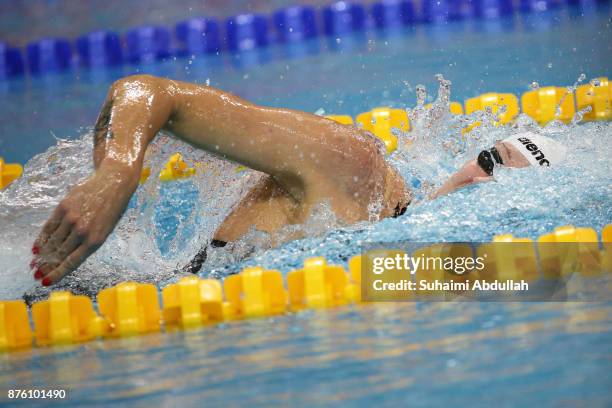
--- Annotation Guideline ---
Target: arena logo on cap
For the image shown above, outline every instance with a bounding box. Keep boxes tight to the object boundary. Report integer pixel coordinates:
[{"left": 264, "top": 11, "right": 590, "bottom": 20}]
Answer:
[{"left": 517, "top": 136, "right": 550, "bottom": 166}]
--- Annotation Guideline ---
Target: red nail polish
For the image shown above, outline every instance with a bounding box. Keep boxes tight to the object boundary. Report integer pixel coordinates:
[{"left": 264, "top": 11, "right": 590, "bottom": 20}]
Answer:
[
  {"left": 32, "top": 246, "right": 40, "bottom": 255},
  {"left": 30, "top": 259, "right": 38, "bottom": 269},
  {"left": 41, "top": 277, "right": 51, "bottom": 286},
  {"left": 34, "top": 269, "right": 43, "bottom": 280}
]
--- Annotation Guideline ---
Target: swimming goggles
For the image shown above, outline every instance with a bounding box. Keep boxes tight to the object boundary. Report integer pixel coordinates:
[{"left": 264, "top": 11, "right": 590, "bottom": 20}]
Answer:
[{"left": 477, "top": 147, "right": 503, "bottom": 176}]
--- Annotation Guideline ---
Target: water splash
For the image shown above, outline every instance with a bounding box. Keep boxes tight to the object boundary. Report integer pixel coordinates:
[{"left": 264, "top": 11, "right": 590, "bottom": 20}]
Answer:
[
  {"left": 1, "top": 132, "right": 264, "bottom": 301},
  {"left": 555, "top": 73, "right": 587, "bottom": 120},
  {"left": 1, "top": 76, "right": 610, "bottom": 302}
]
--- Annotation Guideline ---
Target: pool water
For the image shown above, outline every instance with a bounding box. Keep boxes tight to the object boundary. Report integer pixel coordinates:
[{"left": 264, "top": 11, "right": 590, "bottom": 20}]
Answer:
[
  {"left": 1, "top": 9, "right": 611, "bottom": 407},
  {"left": 1, "top": 302, "right": 611, "bottom": 406}
]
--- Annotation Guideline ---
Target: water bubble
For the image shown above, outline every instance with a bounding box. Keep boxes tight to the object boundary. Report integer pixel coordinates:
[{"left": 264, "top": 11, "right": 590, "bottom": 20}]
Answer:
[
  {"left": 415, "top": 85, "right": 427, "bottom": 107},
  {"left": 571, "top": 105, "right": 592, "bottom": 125}
]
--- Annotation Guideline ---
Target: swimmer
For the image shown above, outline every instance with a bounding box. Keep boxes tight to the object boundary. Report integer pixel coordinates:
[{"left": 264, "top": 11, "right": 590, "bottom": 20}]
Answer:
[
  {"left": 30, "top": 75, "right": 567, "bottom": 285},
  {"left": 31, "top": 75, "right": 409, "bottom": 285}
]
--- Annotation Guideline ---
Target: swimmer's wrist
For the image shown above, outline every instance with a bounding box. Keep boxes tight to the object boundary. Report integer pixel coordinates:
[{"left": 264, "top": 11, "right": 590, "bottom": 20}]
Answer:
[{"left": 96, "top": 159, "right": 141, "bottom": 189}]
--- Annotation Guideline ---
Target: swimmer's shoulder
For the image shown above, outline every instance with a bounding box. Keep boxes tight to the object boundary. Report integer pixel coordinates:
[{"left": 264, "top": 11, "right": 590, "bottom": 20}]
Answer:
[{"left": 383, "top": 164, "right": 413, "bottom": 218}]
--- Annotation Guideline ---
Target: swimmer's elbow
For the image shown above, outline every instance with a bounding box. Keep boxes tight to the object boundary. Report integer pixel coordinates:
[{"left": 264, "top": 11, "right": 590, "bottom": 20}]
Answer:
[
  {"left": 110, "top": 74, "right": 157, "bottom": 94},
  {"left": 108, "top": 74, "right": 176, "bottom": 128},
  {"left": 109, "top": 75, "right": 173, "bottom": 108}
]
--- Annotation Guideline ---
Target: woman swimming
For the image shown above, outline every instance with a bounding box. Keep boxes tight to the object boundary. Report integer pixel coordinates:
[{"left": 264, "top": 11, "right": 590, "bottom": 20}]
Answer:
[{"left": 30, "top": 75, "right": 567, "bottom": 285}]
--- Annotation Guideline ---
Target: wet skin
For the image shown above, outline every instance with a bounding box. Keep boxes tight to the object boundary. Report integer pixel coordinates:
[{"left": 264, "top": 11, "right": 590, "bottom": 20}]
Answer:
[
  {"left": 32, "top": 75, "right": 411, "bottom": 285},
  {"left": 31, "top": 75, "right": 530, "bottom": 286},
  {"left": 430, "top": 140, "right": 530, "bottom": 199}
]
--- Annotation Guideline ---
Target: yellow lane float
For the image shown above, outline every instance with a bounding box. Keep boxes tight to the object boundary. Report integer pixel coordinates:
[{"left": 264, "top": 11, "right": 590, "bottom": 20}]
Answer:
[
  {"left": 603, "top": 224, "right": 612, "bottom": 272},
  {"left": 0, "top": 224, "right": 610, "bottom": 351},
  {"left": 159, "top": 152, "right": 196, "bottom": 182},
  {"left": 477, "top": 235, "right": 538, "bottom": 282},
  {"left": 0, "top": 300, "right": 32, "bottom": 349},
  {"left": 521, "top": 86, "right": 576, "bottom": 125},
  {"left": 162, "top": 276, "right": 224, "bottom": 329},
  {"left": 32, "top": 292, "right": 108, "bottom": 345},
  {"left": 465, "top": 92, "right": 520, "bottom": 125},
  {"left": 575, "top": 77, "right": 611, "bottom": 121},
  {"left": 97, "top": 282, "right": 161, "bottom": 337},
  {"left": 287, "top": 257, "right": 350, "bottom": 310},
  {"left": 0, "top": 158, "right": 23, "bottom": 190},
  {"left": 356, "top": 107, "right": 410, "bottom": 154},
  {"left": 326, "top": 114, "right": 354, "bottom": 125},
  {"left": 223, "top": 266, "right": 287, "bottom": 319},
  {"left": 537, "top": 225, "right": 601, "bottom": 278}
]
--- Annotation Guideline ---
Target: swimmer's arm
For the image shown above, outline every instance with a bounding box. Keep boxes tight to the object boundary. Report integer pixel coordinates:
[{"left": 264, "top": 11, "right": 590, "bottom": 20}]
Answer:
[
  {"left": 430, "top": 160, "right": 492, "bottom": 199},
  {"left": 34, "top": 74, "right": 374, "bottom": 285},
  {"left": 33, "top": 76, "right": 173, "bottom": 285},
  {"left": 94, "top": 75, "right": 373, "bottom": 197}
]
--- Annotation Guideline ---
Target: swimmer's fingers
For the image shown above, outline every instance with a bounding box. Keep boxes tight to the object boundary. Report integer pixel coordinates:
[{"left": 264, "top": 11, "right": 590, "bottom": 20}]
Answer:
[
  {"left": 39, "top": 218, "right": 72, "bottom": 258},
  {"left": 32, "top": 210, "right": 75, "bottom": 277},
  {"left": 33, "top": 205, "right": 65, "bottom": 253},
  {"left": 34, "top": 229, "right": 82, "bottom": 280},
  {"left": 40, "top": 245, "right": 91, "bottom": 286}
]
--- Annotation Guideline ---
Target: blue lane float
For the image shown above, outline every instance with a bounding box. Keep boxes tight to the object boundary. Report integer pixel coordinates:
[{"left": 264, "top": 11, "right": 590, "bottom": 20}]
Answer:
[
  {"left": 566, "top": 0, "right": 611, "bottom": 16},
  {"left": 567, "top": 0, "right": 610, "bottom": 7},
  {"left": 125, "top": 25, "right": 172, "bottom": 64},
  {"left": 26, "top": 38, "right": 72, "bottom": 74},
  {"left": 0, "top": 43, "right": 24, "bottom": 79},
  {"left": 421, "top": 0, "right": 474, "bottom": 22},
  {"left": 520, "top": 0, "right": 561, "bottom": 12},
  {"left": 175, "top": 18, "right": 221, "bottom": 56},
  {"left": 452, "top": 0, "right": 479, "bottom": 20},
  {"left": 1, "top": 0, "right": 609, "bottom": 80},
  {"left": 273, "top": 6, "right": 318, "bottom": 42},
  {"left": 472, "top": 0, "right": 514, "bottom": 19},
  {"left": 76, "top": 31, "right": 123, "bottom": 67},
  {"left": 323, "top": 1, "right": 367, "bottom": 36},
  {"left": 371, "top": 0, "right": 416, "bottom": 28},
  {"left": 225, "top": 14, "right": 269, "bottom": 52}
]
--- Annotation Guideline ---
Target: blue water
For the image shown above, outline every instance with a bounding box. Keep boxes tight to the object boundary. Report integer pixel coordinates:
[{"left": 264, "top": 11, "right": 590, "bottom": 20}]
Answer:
[
  {"left": 2, "top": 9, "right": 611, "bottom": 164},
  {"left": 1, "top": 302, "right": 611, "bottom": 407},
  {"left": 1, "top": 9, "right": 611, "bottom": 407}
]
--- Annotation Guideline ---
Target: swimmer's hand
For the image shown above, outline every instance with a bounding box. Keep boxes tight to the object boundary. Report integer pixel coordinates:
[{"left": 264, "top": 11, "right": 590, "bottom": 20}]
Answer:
[
  {"left": 31, "top": 162, "right": 139, "bottom": 286},
  {"left": 430, "top": 159, "right": 493, "bottom": 199}
]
